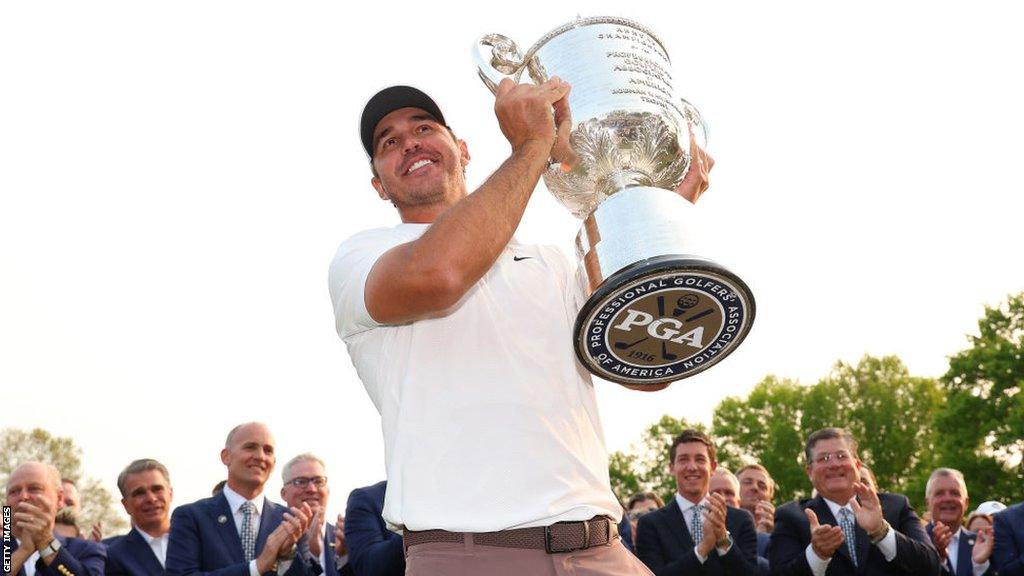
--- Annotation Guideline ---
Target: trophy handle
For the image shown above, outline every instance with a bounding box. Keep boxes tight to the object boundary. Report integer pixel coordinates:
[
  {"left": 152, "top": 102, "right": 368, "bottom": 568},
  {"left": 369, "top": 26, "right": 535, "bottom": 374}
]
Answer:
[
  {"left": 680, "top": 97, "right": 709, "bottom": 149},
  {"left": 474, "top": 33, "right": 526, "bottom": 93}
]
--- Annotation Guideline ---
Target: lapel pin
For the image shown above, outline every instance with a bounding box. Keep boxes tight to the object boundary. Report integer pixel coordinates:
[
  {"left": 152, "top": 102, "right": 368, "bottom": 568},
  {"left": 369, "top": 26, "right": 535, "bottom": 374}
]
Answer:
[{"left": 218, "top": 515, "right": 228, "bottom": 524}]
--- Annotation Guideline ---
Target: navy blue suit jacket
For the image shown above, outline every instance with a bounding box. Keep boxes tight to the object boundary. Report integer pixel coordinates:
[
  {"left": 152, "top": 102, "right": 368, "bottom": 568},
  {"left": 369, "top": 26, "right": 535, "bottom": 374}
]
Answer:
[
  {"left": 635, "top": 497, "right": 758, "bottom": 575},
  {"left": 310, "top": 523, "right": 352, "bottom": 576},
  {"left": 925, "top": 523, "right": 993, "bottom": 576},
  {"left": 105, "top": 527, "right": 166, "bottom": 576},
  {"left": 11, "top": 534, "right": 106, "bottom": 576},
  {"left": 757, "top": 531, "right": 771, "bottom": 576},
  {"left": 769, "top": 493, "right": 940, "bottom": 576},
  {"left": 165, "top": 493, "right": 311, "bottom": 576},
  {"left": 343, "top": 482, "right": 404, "bottom": 576},
  {"left": 993, "top": 502, "right": 1024, "bottom": 576}
]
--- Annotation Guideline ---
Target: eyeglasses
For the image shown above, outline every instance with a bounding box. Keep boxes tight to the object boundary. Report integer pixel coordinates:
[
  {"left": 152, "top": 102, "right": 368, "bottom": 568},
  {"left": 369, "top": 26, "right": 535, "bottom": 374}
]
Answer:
[
  {"left": 811, "top": 451, "right": 851, "bottom": 465},
  {"left": 286, "top": 476, "right": 328, "bottom": 489}
]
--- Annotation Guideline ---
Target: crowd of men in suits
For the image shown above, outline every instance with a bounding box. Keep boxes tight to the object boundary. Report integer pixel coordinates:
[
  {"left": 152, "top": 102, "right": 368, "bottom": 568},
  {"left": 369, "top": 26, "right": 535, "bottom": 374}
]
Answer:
[
  {"left": 6, "top": 422, "right": 1024, "bottom": 576},
  {"left": 4, "top": 422, "right": 403, "bottom": 576}
]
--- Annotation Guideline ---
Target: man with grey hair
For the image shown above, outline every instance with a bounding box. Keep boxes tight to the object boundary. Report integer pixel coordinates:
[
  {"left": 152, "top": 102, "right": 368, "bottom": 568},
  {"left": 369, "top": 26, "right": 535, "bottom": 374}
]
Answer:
[
  {"left": 166, "top": 422, "right": 314, "bottom": 576},
  {"left": 279, "top": 453, "right": 353, "bottom": 576},
  {"left": 770, "top": 427, "right": 940, "bottom": 576},
  {"left": 105, "top": 459, "right": 174, "bottom": 575},
  {"left": 709, "top": 468, "right": 741, "bottom": 509},
  {"left": 6, "top": 460, "right": 106, "bottom": 576},
  {"left": 924, "top": 467, "right": 994, "bottom": 576}
]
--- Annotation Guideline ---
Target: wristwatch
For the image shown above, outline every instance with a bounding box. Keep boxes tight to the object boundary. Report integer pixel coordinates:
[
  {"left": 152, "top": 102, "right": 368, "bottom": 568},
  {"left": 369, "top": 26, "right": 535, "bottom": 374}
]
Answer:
[
  {"left": 869, "top": 519, "right": 891, "bottom": 544},
  {"left": 716, "top": 530, "right": 733, "bottom": 549},
  {"left": 39, "top": 538, "right": 62, "bottom": 557}
]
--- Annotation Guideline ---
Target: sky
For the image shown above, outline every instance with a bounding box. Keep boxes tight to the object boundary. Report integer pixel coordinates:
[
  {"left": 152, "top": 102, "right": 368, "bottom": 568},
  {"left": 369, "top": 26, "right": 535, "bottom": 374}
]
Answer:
[{"left": 2, "top": 1, "right": 1022, "bottom": 525}]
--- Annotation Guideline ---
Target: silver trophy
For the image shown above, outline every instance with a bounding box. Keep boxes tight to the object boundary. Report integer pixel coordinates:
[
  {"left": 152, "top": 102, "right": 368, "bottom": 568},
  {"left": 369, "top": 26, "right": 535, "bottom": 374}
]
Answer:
[{"left": 475, "top": 16, "right": 755, "bottom": 387}]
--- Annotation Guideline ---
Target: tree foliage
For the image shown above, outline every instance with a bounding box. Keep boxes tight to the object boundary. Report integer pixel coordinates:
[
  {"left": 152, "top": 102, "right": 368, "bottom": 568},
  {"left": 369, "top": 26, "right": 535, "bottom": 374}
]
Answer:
[
  {"left": 806, "top": 356, "right": 944, "bottom": 507},
  {"left": 614, "top": 355, "right": 945, "bottom": 511},
  {"left": 608, "top": 415, "right": 708, "bottom": 504},
  {"left": 936, "top": 292, "right": 1024, "bottom": 504},
  {"left": 712, "top": 376, "right": 809, "bottom": 502},
  {"left": 1, "top": 428, "right": 127, "bottom": 535}
]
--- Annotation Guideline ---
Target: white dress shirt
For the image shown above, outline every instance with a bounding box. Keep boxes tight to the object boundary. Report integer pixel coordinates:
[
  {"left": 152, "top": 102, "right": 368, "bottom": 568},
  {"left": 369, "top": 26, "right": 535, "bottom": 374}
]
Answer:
[
  {"left": 135, "top": 526, "right": 170, "bottom": 567},
  {"left": 14, "top": 538, "right": 40, "bottom": 576},
  {"left": 674, "top": 493, "right": 733, "bottom": 563},
  {"left": 222, "top": 485, "right": 266, "bottom": 576},
  {"left": 946, "top": 527, "right": 991, "bottom": 576},
  {"left": 805, "top": 498, "right": 897, "bottom": 576}
]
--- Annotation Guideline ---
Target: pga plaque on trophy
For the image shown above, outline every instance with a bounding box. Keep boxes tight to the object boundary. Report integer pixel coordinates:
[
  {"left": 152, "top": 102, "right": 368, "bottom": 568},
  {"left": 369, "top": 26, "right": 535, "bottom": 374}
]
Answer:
[{"left": 474, "top": 16, "right": 755, "bottom": 388}]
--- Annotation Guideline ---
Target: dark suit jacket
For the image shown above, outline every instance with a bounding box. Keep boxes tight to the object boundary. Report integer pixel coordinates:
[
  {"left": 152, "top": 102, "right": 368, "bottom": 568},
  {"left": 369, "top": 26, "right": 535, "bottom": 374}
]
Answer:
[
  {"left": 620, "top": 516, "right": 635, "bottom": 553},
  {"left": 105, "top": 527, "right": 166, "bottom": 576},
  {"left": 769, "top": 493, "right": 940, "bottom": 576},
  {"left": 924, "top": 523, "right": 993, "bottom": 576},
  {"left": 757, "top": 531, "right": 771, "bottom": 576},
  {"left": 11, "top": 534, "right": 106, "bottom": 576},
  {"left": 635, "top": 497, "right": 758, "bottom": 575},
  {"left": 343, "top": 482, "right": 404, "bottom": 576},
  {"left": 165, "top": 493, "right": 311, "bottom": 576},
  {"left": 313, "top": 523, "right": 352, "bottom": 576},
  {"left": 993, "top": 502, "right": 1024, "bottom": 576}
]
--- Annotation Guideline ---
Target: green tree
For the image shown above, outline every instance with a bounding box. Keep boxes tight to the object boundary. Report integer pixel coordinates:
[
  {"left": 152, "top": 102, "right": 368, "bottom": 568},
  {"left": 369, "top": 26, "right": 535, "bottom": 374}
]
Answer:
[
  {"left": 1, "top": 428, "right": 127, "bottom": 536},
  {"left": 804, "top": 356, "right": 945, "bottom": 510},
  {"left": 712, "top": 376, "right": 809, "bottom": 502},
  {"left": 618, "top": 355, "right": 945, "bottom": 510},
  {"left": 607, "top": 416, "right": 708, "bottom": 504},
  {"left": 936, "top": 292, "right": 1024, "bottom": 504}
]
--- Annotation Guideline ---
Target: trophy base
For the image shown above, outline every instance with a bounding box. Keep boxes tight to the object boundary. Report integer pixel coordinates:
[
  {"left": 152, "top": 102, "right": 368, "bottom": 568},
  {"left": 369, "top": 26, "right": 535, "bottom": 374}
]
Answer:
[
  {"left": 573, "top": 255, "right": 755, "bottom": 387},
  {"left": 570, "top": 187, "right": 755, "bottom": 387}
]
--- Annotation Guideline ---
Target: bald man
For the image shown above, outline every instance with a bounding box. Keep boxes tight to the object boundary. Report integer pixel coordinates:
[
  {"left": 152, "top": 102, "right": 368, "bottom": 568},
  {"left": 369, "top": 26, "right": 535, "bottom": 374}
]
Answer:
[
  {"left": 165, "top": 422, "right": 314, "bottom": 576},
  {"left": 6, "top": 461, "right": 106, "bottom": 576}
]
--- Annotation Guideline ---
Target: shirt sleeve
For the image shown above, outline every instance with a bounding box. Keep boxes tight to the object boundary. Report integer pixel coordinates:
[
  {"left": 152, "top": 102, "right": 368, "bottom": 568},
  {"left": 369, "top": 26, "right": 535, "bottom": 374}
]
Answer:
[
  {"left": 875, "top": 526, "right": 897, "bottom": 561},
  {"left": 805, "top": 544, "right": 831, "bottom": 576},
  {"left": 328, "top": 228, "right": 408, "bottom": 339}
]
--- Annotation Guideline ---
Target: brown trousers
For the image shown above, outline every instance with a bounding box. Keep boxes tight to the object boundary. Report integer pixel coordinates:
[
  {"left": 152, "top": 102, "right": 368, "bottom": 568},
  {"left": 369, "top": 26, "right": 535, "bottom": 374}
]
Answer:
[{"left": 405, "top": 535, "right": 654, "bottom": 576}]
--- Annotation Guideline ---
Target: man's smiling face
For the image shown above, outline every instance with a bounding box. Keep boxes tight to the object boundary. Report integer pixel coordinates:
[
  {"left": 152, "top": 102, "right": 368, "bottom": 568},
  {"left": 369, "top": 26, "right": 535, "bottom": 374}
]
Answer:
[
  {"left": 221, "top": 423, "right": 276, "bottom": 492},
  {"left": 370, "top": 107, "right": 469, "bottom": 219},
  {"left": 670, "top": 441, "right": 716, "bottom": 502}
]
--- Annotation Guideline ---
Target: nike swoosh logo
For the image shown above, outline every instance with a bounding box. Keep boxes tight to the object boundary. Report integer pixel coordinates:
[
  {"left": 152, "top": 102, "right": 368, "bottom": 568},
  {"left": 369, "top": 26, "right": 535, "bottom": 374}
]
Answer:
[{"left": 513, "top": 256, "right": 532, "bottom": 261}]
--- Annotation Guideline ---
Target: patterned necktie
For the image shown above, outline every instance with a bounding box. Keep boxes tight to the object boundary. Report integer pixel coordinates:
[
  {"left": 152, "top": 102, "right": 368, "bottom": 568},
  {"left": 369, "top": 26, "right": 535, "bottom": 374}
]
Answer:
[
  {"left": 838, "top": 507, "right": 858, "bottom": 567},
  {"left": 691, "top": 503, "right": 705, "bottom": 543},
  {"left": 240, "top": 501, "right": 257, "bottom": 562}
]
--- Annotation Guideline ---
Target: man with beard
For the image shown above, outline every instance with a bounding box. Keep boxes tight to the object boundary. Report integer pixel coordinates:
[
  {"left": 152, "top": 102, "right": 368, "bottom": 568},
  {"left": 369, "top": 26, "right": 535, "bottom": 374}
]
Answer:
[{"left": 329, "top": 78, "right": 712, "bottom": 575}]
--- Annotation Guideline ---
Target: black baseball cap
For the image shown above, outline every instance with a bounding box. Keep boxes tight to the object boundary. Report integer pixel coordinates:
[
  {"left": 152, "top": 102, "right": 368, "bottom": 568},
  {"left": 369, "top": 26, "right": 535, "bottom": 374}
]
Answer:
[{"left": 360, "top": 85, "right": 447, "bottom": 158}]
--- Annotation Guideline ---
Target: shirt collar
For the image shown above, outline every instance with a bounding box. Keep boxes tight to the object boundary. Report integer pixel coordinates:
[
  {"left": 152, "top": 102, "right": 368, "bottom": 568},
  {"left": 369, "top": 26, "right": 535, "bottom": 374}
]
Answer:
[
  {"left": 675, "top": 492, "right": 707, "bottom": 513},
  {"left": 135, "top": 525, "right": 169, "bottom": 544},
  {"left": 222, "top": 484, "right": 265, "bottom": 515},
  {"left": 822, "top": 497, "right": 854, "bottom": 518}
]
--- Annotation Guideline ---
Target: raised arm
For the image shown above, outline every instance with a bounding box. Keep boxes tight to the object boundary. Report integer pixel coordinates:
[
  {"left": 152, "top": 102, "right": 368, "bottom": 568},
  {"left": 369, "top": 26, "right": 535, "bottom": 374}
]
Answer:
[{"left": 364, "top": 78, "right": 573, "bottom": 324}]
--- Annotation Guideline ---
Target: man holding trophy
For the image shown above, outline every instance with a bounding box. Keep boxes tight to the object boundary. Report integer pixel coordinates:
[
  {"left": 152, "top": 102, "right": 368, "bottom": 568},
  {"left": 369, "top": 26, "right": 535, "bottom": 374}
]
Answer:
[{"left": 329, "top": 16, "right": 735, "bottom": 576}]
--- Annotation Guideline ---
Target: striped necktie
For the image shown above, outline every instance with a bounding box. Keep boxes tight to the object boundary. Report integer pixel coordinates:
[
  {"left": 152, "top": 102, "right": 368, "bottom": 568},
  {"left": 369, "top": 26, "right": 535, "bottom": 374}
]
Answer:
[
  {"left": 240, "top": 501, "right": 257, "bottom": 562},
  {"left": 838, "top": 507, "right": 858, "bottom": 567}
]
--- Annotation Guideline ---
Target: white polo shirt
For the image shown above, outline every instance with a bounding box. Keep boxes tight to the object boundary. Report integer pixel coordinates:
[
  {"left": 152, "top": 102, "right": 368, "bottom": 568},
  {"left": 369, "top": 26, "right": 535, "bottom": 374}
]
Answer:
[{"left": 329, "top": 223, "right": 620, "bottom": 532}]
